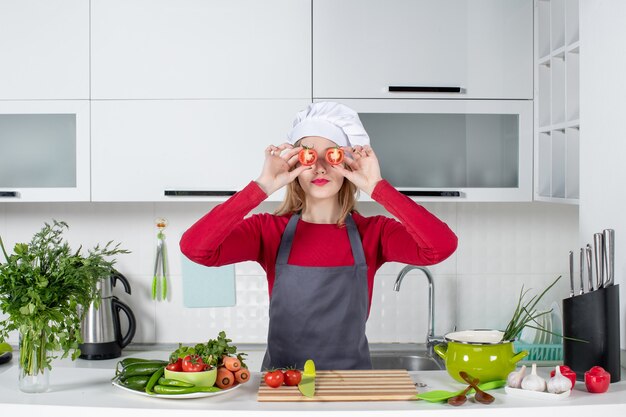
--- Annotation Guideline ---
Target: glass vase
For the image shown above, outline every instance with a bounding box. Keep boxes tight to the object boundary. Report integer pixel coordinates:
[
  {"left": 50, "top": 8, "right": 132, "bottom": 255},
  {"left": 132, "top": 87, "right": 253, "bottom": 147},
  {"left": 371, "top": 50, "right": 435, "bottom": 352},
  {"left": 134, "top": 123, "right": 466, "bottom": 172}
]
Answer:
[{"left": 18, "top": 328, "right": 50, "bottom": 393}]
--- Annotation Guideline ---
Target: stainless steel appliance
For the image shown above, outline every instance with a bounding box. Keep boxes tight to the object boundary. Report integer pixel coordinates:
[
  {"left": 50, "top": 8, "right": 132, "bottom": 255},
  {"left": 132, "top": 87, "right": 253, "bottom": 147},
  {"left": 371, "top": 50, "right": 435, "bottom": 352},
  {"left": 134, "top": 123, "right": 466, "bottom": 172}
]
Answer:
[{"left": 79, "top": 272, "right": 136, "bottom": 360}]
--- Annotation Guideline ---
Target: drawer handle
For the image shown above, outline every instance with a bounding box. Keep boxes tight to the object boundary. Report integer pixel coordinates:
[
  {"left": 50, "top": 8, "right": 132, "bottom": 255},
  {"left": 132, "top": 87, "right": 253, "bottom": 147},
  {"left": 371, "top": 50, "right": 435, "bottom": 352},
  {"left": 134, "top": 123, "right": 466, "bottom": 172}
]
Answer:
[
  {"left": 388, "top": 86, "right": 462, "bottom": 93},
  {"left": 400, "top": 190, "right": 461, "bottom": 197},
  {"left": 0, "top": 191, "right": 19, "bottom": 198},
  {"left": 164, "top": 190, "right": 236, "bottom": 197}
]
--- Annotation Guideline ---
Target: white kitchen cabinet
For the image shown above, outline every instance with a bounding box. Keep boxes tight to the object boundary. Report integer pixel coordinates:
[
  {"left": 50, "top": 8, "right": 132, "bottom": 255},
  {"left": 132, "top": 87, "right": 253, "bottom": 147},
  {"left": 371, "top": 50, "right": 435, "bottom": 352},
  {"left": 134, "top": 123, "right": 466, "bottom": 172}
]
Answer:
[
  {"left": 91, "top": 0, "right": 311, "bottom": 99},
  {"left": 313, "top": 0, "right": 533, "bottom": 100},
  {"left": 91, "top": 100, "right": 310, "bottom": 202},
  {"left": 333, "top": 99, "right": 533, "bottom": 202},
  {"left": 0, "top": 0, "right": 89, "bottom": 99},
  {"left": 0, "top": 101, "right": 90, "bottom": 202},
  {"left": 534, "top": 0, "right": 579, "bottom": 204}
]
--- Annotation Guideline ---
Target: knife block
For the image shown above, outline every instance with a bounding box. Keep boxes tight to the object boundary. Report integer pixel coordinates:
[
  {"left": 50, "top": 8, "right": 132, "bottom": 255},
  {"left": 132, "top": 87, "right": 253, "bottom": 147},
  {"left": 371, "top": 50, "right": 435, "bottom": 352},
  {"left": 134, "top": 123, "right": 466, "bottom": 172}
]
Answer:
[{"left": 562, "top": 284, "right": 620, "bottom": 382}]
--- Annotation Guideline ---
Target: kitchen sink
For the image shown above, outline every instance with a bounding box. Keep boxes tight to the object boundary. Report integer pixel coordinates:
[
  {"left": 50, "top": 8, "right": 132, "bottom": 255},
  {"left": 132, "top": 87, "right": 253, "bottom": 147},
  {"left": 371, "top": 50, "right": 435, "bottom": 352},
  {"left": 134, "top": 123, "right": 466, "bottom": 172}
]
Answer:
[{"left": 370, "top": 353, "right": 443, "bottom": 371}]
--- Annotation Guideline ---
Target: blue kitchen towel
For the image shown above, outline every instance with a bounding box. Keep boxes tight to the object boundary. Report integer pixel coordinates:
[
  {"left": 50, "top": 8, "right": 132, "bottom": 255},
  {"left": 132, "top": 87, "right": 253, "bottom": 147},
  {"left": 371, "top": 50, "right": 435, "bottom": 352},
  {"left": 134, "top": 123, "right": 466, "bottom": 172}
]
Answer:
[{"left": 181, "top": 254, "right": 236, "bottom": 308}]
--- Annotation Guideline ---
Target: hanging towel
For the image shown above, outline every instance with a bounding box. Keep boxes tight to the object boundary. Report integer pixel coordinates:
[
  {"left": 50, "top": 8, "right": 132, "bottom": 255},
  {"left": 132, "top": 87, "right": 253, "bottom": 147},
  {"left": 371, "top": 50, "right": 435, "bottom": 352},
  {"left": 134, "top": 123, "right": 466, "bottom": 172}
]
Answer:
[{"left": 181, "top": 254, "right": 236, "bottom": 308}]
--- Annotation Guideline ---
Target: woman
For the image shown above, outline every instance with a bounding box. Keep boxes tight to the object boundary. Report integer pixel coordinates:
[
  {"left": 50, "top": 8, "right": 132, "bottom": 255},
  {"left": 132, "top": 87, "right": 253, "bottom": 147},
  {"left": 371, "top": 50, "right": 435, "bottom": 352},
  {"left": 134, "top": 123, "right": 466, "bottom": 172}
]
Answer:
[{"left": 180, "top": 102, "right": 457, "bottom": 370}]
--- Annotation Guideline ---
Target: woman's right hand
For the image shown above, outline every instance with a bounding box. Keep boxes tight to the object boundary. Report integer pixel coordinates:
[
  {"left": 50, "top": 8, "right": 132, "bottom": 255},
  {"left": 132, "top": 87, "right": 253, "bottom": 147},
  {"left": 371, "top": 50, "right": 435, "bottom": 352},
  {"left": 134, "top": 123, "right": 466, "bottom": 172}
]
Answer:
[{"left": 255, "top": 143, "right": 310, "bottom": 195}]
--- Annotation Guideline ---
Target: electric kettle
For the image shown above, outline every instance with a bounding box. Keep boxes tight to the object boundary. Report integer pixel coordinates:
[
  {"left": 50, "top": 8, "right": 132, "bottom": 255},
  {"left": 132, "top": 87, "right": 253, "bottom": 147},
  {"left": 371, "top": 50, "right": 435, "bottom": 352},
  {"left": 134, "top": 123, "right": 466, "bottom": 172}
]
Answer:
[{"left": 79, "top": 272, "right": 137, "bottom": 360}]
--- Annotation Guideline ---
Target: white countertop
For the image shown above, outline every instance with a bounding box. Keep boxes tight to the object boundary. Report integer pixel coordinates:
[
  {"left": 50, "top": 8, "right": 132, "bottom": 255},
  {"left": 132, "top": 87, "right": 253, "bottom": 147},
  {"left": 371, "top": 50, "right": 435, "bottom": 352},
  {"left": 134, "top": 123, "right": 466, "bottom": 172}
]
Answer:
[{"left": 1, "top": 350, "right": 626, "bottom": 417}]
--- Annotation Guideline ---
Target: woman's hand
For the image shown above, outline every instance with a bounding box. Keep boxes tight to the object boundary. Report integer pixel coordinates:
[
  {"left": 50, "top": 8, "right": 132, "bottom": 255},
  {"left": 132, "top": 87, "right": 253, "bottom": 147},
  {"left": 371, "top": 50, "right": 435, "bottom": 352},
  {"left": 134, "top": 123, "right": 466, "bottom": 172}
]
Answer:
[
  {"left": 332, "top": 145, "right": 383, "bottom": 195},
  {"left": 255, "top": 143, "right": 310, "bottom": 195}
]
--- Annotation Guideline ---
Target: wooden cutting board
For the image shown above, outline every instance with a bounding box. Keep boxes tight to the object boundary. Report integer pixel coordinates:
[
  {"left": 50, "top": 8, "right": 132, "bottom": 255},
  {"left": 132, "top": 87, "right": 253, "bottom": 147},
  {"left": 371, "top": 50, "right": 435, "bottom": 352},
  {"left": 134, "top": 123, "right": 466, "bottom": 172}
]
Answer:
[{"left": 257, "top": 369, "right": 418, "bottom": 402}]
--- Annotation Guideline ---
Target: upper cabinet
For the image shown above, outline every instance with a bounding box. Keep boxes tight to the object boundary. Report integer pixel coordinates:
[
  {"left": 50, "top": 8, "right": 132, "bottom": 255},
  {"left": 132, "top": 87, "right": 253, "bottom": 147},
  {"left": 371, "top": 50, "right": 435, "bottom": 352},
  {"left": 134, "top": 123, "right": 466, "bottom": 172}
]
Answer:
[
  {"left": 91, "top": 99, "right": 308, "bottom": 202},
  {"left": 0, "top": 100, "right": 90, "bottom": 202},
  {"left": 534, "top": 0, "right": 580, "bottom": 204},
  {"left": 0, "top": 0, "right": 89, "bottom": 99},
  {"left": 91, "top": 0, "right": 311, "bottom": 99},
  {"left": 313, "top": 0, "right": 533, "bottom": 100}
]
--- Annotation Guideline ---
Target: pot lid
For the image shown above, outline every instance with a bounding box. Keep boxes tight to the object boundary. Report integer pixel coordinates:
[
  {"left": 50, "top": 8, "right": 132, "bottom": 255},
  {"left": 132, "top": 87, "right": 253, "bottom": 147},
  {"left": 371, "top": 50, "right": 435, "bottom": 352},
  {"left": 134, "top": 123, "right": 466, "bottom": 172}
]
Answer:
[{"left": 444, "top": 330, "right": 507, "bottom": 344}]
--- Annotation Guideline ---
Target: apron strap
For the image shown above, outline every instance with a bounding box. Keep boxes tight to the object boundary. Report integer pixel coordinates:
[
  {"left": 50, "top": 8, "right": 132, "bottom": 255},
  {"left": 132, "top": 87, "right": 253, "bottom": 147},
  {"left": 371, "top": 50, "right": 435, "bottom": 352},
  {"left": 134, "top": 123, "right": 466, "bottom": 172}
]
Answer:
[{"left": 276, "top": 212, "right": 367, "bottom": 266}]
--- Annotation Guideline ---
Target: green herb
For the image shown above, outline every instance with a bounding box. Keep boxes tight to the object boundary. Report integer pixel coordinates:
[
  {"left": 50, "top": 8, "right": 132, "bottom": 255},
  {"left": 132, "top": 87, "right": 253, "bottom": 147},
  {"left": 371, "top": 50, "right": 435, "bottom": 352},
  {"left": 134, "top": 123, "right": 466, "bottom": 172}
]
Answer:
[
  {"left": 169, "top": 331, "right": 248, "bottom": 368},
  {"left": 0, "top": 220, "right": 129, "bottom": 376},
  {"left": 502, "top": 275, "right": 561, "bottom": 342}
]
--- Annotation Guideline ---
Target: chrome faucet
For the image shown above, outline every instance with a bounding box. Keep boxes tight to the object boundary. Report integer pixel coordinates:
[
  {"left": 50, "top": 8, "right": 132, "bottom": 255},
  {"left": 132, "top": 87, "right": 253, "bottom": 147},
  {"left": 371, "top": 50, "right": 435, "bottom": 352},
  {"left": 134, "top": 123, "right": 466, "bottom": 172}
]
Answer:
[{"left": 393, "top": 265, "right": 444, "bottom": 364}]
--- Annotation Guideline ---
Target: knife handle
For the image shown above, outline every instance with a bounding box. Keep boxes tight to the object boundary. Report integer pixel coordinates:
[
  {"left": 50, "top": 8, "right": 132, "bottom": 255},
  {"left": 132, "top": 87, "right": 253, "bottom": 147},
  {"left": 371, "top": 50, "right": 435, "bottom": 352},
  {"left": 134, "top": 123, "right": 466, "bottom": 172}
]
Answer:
[
  {"left": 568, "top": 250, "right": 574, "bottom": 297},
  {"left": 593, "top": 233, "right": 604, "bottom": 290},
  {"left": 579, "top": 248, "right": 585, "bottom": 295},
  {"left": 603, "top": 229, "right": 615, "bottom": 287},
  {"left": 586, "top": 244, "right": 594, "bottom": 291}
]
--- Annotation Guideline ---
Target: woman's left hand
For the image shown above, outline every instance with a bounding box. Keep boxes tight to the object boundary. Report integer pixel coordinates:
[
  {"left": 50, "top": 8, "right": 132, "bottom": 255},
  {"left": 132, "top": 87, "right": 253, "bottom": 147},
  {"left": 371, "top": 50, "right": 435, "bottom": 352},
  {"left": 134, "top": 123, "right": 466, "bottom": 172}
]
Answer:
[{"left": 332, "top": 145, "right": 383, "bottom": 195}]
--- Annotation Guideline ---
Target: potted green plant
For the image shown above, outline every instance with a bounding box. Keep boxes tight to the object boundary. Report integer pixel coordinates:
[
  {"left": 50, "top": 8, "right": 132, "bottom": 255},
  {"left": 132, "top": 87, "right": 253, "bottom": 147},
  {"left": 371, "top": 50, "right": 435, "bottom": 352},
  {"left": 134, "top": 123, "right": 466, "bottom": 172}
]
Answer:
[{"left": 0, "top": 220, "right": 128, "bottom": 393}]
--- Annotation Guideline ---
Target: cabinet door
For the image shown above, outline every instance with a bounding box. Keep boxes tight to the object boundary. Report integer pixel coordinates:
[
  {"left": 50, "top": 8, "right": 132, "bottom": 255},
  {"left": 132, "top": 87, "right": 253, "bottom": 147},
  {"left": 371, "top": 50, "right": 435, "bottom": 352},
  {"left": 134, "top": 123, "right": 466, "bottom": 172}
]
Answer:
[
  {"left": 91, "top": 100, "right": 310, "bottom": 202},
  {"left": 313, "top": 0, "right": 533, "bottom": 99},
  {"left": 91, "top": 0, "right": 311, "bottom": 99},
  {"left": 0, "top": 101, "right": 90, "bottom": 202},
  {"left": 332, "top": 99, "right": 533, "bottom": 202},
  {"left": 0, "top": 0, "right": 89, "bottom": 99}
]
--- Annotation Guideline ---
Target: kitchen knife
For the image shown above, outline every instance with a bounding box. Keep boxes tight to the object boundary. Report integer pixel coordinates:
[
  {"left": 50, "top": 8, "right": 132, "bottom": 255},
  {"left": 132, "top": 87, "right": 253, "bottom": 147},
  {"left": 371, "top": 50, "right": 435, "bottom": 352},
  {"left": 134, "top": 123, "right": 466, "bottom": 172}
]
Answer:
[
  {"left": 568, "top": 251, "right": 574, "bottom": 297},
  {"left": 586, "top": 244, "right": 594, "bottom": 291},
  {"left": 579, "top": 248, "right": 585, "bottom": 295},
  {"left": 603, "top": 229, "right": 615, "bottom": 287},
  {"left": 298, "top": 359, "right": 316, "bottom": 398},
  {"left": 594, "top": 233, "right": 604, "bottom": 290}
]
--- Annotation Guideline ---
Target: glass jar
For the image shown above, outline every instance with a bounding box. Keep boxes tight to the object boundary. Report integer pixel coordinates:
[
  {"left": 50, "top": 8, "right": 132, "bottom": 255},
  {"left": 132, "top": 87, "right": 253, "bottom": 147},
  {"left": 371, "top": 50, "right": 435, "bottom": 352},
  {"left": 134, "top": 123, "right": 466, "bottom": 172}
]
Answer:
[{"left": 18, "top": 328, "right": 50, "bottom": 393}]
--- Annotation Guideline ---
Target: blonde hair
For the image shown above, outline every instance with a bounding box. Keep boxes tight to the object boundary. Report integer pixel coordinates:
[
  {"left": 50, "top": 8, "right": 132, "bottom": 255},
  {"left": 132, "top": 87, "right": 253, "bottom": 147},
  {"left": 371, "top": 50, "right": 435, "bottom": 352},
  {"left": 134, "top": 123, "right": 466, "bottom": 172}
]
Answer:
[{"left": 274, "top": 141, "right": 358, "bottom": 227}]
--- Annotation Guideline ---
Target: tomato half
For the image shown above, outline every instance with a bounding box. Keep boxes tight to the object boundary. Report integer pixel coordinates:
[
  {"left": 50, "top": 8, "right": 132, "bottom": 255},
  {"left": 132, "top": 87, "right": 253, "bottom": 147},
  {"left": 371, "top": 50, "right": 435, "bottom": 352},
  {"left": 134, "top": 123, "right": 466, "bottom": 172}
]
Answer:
[
  {"left": 298, "top": 147, "right": 318, "bottom": 166},
  {"left": 325, "top": 147, "right": 344, "bottom": 165},
  {"left": 264, "top": 370, "right": 285, "bottom": 388}
]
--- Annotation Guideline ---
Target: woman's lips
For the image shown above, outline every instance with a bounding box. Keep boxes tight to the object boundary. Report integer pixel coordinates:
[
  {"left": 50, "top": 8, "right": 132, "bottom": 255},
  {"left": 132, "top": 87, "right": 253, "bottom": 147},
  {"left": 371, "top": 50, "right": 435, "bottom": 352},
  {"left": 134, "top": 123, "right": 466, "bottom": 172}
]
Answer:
[{"left": 311, "top": 179, "right": 329, "bottom": 186}]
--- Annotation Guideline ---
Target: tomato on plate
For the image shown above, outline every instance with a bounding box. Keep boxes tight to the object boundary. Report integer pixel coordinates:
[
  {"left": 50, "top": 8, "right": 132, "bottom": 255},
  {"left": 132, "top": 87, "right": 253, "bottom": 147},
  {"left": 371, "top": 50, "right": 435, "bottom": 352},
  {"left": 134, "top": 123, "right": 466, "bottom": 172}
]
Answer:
[
  {"left": 298, "top": 146, "right": 318, "bottom": 166},
  {"left": 264, "top": 370, "right": 285, "bottom": 388},
  {"left": 181, "top": 354, "right": 206, "bottom": 372},
  {"left": 166, "top": 358, "right": 183, "bottom": 372},
  {"left": 283, "top": 369, "right": 302, "bottom": 386},
  {"left": 325, "top": 147, "right": 344, "bottom": 165}
]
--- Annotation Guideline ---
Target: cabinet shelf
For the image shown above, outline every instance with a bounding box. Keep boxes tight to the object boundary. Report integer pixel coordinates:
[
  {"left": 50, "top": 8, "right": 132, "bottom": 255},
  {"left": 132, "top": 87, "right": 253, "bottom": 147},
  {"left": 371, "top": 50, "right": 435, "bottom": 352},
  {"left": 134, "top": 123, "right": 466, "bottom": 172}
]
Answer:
[{"left": 534, "top": 0, "right": 580, "bottom": 204}]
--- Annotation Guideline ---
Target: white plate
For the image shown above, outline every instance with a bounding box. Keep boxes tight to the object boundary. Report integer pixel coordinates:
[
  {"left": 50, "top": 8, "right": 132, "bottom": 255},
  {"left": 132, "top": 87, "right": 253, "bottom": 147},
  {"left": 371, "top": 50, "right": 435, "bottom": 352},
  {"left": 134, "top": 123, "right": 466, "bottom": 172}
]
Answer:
[
  {"left": 505, "top": 386, "right": 570, "bottom": 400},
  {"left": 112, "top": 379, "right": 242, "bottom": 399},
  {"left": 550, "top": 301, "right": 563, "bottom": 344}
]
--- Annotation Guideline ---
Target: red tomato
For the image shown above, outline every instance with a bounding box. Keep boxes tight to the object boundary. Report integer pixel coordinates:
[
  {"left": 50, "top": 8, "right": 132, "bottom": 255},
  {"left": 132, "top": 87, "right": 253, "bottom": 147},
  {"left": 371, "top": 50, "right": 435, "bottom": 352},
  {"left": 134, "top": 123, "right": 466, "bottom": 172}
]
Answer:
[
  {"left": 550, "top": 365, "right": 577, "bottom": 389},
  {"left": 283, "top": 369, "right": 302, "bottom": 386},
  {"left": 585, "top": 366, "right": 610, "bottom": 393},
  {"left": 181, "top": 354, "right": 206, "bottom": 372},
  {"left": 166, "top": 358, "right": 183, "bottom": 372},
  {"left": 298, "top": 147, "right": 318, "bottom": 166},
  {"left": 264, "top": 370, "right": 285, "bottom": 388},
  {"left": 325, "top": 147, "right": 344, "bottom": 165}
]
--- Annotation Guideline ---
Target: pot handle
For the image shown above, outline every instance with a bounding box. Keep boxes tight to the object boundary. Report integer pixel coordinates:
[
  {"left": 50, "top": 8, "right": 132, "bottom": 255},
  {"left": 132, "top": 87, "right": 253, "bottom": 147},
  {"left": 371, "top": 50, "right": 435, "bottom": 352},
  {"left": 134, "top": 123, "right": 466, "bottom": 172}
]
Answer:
[
  {"left": 433, "top": 344, "right": 448, "bottom": 360},
  {"left": 510, "top": 350, "right": 529, "bottom": 364}
]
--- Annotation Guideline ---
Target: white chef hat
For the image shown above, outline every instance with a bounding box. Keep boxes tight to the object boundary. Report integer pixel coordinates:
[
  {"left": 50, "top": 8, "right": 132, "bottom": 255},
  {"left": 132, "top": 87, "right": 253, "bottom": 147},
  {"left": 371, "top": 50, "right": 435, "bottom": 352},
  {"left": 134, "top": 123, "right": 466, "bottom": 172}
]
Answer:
[{"left": 287, "top": 102, "right": 370, "bottom": 148}]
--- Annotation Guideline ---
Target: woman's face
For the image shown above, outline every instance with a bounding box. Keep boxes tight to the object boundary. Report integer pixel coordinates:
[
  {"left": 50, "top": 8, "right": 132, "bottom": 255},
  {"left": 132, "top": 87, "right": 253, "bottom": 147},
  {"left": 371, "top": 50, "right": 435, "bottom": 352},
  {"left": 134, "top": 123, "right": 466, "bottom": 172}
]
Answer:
[{"left": 296, "top": 136, "right": 345, "bottom": 200}]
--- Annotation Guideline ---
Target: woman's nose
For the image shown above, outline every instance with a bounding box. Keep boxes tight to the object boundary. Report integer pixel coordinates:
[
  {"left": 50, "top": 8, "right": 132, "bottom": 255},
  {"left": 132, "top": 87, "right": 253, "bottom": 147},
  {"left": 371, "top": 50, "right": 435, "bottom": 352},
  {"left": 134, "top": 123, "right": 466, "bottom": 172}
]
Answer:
[{"left": 313, "top": 161, "right": 327, "bottom": 174}]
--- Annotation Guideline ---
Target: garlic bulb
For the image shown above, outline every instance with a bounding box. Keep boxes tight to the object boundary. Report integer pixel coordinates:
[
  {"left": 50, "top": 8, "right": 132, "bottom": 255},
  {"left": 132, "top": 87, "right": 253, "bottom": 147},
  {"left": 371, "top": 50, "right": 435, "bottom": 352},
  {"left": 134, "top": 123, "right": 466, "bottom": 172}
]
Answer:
[
  {"left": 547, "top": 365, "right": 572, "bottom": 394},
  {"left": 507, "top": 365, "right": 527, "bottom": 388},
  {"left": 521, "top": 363, "right": 547, "bottom": 392}
]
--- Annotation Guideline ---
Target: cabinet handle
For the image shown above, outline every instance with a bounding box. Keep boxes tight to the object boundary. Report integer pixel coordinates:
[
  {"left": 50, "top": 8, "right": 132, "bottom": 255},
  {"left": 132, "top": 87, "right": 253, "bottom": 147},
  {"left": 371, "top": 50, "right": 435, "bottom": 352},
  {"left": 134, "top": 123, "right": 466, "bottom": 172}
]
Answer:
[
  {"left": 388, "top": 86, "right": 462, "bottom": 93},
  {"left": 400, "top": 190, "right": 461, "bottom": 197},
  {"left": 0, "top": 191, "right": 19, "bottom": 198},
  {"left": 164, "top": 190, "right": 236, "bottom": 197}
]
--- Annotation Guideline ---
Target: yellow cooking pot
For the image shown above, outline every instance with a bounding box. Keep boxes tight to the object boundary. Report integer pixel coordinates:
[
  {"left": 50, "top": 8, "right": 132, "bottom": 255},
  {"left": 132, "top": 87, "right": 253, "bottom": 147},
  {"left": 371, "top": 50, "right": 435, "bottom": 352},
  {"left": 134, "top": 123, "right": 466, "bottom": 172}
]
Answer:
[{"left": 434, "top": 330, "right": 528, "bottom": 383}]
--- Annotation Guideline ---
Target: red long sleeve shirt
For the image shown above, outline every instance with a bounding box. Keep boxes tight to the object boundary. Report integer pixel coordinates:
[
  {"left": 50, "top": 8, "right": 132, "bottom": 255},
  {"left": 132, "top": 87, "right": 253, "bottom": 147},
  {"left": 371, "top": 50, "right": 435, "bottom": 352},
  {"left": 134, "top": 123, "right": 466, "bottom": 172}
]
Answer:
[{"left": 180, "top": 179, "right": 458, "bottom": 309}]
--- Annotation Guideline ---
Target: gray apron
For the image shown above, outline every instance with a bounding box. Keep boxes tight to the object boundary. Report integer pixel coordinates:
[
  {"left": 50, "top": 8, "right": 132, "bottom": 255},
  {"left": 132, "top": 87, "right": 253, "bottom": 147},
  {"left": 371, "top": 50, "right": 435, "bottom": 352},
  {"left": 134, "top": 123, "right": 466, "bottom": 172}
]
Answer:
[{"left": 261, "top": 213, "right": 372, "bottom": 370}]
